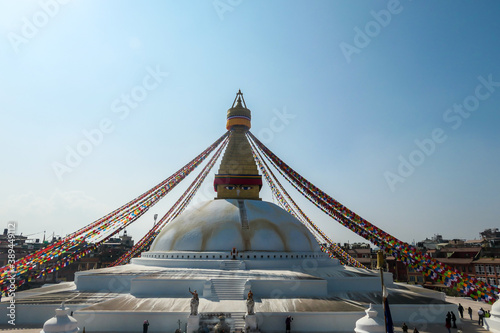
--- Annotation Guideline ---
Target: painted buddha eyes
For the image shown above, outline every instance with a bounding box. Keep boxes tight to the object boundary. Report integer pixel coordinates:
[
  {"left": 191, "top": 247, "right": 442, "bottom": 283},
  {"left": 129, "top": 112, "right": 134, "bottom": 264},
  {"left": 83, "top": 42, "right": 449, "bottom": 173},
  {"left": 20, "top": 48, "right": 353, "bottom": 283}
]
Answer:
[{"left": 224, "top": 186, "right": 252, "bottom": 190}]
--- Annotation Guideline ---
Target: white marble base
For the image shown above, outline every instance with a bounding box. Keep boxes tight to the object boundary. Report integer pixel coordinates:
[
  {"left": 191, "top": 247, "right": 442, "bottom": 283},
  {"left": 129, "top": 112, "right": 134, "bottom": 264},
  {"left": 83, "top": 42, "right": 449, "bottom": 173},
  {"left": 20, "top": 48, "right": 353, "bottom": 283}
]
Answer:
[
  {"left": 186, "top": 315, "right": 199, "bottom": 333},
  {"left": 245, "top": 314, "right": 257, "bottom": 330}
]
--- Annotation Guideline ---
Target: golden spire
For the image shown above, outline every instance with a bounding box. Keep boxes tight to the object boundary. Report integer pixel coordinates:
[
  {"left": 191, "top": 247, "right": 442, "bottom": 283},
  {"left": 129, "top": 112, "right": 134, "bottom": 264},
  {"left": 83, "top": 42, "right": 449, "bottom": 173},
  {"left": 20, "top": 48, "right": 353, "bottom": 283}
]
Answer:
[
  {"left": 226, "top": 89, "right": 251, "bottom": 130},
  {"left": 214, "top": 90, "right": 262, "bottom": 200}
]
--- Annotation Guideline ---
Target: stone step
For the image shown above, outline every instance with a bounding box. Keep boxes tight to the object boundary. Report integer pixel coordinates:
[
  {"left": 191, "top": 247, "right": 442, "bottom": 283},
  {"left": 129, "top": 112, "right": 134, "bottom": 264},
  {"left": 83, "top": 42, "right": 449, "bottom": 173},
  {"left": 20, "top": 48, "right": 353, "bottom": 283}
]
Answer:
[
  {"left": 211, "top": 278, "right": 247, "bottom": 300},
  {"left": 212, "top": 284, "right": 246, "bottom": 289},
  {"left": 225, "top": 262, "right": 241, "bottom": 267},
  {"left": 211, "top": 281, "right": 246, "bottom": 286},
  {"left": 212, "top": 283, "right": 244, "bottom": 286},
  {"left": 212, "top": 285, "right": 244, "bottom": 289},
  {"left": 231, "top": 312, "right": 246, "bottom": 331},
  {"left": 220, "top": 260, "right": 245, "bottom": 270}
]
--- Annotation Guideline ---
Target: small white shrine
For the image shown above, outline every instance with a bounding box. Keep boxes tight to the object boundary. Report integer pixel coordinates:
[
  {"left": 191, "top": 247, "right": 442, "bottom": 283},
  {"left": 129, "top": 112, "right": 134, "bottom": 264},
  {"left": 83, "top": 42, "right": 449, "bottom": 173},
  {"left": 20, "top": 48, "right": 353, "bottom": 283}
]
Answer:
[{"left": 484, "top": 299, "right": 500, "bottom": 332}]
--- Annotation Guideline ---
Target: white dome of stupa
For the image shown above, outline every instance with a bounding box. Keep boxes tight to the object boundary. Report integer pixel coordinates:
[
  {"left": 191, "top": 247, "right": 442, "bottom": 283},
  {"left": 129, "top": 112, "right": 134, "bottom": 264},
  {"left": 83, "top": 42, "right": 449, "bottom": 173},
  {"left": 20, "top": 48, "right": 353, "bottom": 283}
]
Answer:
[{"left": 150, "top": 199, "right": 320, "bottom": 252}]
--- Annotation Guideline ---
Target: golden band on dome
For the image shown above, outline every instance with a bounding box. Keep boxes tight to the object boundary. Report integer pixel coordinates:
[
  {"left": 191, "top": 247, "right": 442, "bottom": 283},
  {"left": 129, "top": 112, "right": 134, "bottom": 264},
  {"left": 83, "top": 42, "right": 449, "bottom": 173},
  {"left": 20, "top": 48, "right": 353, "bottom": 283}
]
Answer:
[{"left": 226, "top": 117, "right": 251, "bottom": 130}]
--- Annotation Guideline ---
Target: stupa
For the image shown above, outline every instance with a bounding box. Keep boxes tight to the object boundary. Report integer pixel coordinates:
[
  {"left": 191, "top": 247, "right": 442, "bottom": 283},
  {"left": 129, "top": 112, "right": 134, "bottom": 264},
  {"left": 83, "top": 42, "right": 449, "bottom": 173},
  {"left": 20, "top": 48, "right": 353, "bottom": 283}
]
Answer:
[
  {"left": 484, "top": 299, "right": 500, "bottom": 332},
  {"left": 3, "top": 91, "right": 460, "bottom": 332}
]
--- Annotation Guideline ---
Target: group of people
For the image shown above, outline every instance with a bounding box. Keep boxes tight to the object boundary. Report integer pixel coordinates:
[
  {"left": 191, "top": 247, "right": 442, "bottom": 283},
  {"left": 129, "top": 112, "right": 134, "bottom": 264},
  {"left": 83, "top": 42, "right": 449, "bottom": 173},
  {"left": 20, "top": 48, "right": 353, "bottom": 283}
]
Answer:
[
  {"left": 457, "top": 303, "right": 476, "bottom": 321},
  {"left": 401, "top": 322, "right": 419, "bottom": 333},
  {"left": 445, "top": 311, "right": 458, "bottom": 332},
  {"left": 458, "top": 302, "right": 491, "bottom": 326},
  {"left": 477, "top": 307, "right": 492, "bottom": 325},
  {"left": 404, "top": 303, "right": 491, "bottom": 333},
  {"left": 457, "top": 303, "right": 471, "bottom": 320}
]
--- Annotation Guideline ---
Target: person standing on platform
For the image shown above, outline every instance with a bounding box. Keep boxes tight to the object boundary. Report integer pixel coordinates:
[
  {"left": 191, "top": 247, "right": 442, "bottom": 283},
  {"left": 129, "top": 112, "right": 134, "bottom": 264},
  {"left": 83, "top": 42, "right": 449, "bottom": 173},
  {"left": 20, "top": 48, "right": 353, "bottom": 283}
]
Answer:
[
  {"left": 402, "top": 322, "right": 408, "bottom": 332},
  {"left": 478, "top": 308, "right": 485, "bottom": 326},
  {"left": 451, "top": 311, "right": 457, "bottom": 328},
  {"left": 445, "top": 315, "right": 452, "bottom": 333},
  {"left": 458, "top": 303, "right": 464, "bottom": 319},
  {"left": 468, "top": 306, "right": 473, "bottom": 320},
  {"left": 143, "top": 320, "right": 149, "bottom": 333},
  {"left": 285, "top": 315, "right": 293, "bottom": 333}
]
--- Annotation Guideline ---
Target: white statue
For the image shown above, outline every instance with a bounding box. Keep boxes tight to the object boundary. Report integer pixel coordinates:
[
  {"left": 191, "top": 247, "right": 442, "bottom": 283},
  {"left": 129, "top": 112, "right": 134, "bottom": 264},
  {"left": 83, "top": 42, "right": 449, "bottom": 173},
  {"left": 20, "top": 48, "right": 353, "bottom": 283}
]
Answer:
[
  {"left": 189, "top": 288, "right": 199, "bottom": 316},
  {"left": 246, "top": 290, "right": 255, "bottom": 315}
]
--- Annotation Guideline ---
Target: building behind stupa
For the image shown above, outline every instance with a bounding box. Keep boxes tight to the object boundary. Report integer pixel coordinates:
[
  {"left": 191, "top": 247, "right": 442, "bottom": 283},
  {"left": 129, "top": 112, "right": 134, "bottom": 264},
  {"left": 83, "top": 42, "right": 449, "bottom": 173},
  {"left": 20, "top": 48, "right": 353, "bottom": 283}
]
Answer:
[{"left": 1, "top": 91, "right": 460, "bottom": 332}]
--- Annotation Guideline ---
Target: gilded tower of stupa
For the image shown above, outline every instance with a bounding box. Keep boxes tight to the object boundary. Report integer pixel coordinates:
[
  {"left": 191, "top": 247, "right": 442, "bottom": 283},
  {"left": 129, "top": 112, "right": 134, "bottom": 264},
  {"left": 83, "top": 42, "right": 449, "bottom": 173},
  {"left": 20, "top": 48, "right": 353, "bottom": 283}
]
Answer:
[{"left": 214, "top": 90, "right": 262, "bottom": 200}]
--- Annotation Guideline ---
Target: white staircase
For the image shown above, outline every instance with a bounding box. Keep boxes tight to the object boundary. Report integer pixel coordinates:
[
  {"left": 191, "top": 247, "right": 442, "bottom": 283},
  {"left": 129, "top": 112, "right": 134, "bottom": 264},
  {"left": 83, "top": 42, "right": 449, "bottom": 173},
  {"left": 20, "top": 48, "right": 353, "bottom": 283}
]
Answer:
[
  {"left": 221, "top": 260, "right": 245, "bottom": 270},
  {"left": 211, "top": 278, "right": 247, "bottom": 300},
  {"left": 230, "top": 312, "right": 246, "bottom": 332}
]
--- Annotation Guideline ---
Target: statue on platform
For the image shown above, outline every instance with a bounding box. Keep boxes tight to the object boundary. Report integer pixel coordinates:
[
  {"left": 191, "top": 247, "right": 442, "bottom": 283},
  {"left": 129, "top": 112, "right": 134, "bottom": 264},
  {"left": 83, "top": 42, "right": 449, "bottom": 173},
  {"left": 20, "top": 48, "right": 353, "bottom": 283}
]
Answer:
[
  {"left": 246, "top": 290, "right": 255, "bottom": 315},
  {"left": 189, "top": 288, "right": 199, "bottom": 315},
  {"left": 213, "top": 315, "right": 230, "bottom": 333}
]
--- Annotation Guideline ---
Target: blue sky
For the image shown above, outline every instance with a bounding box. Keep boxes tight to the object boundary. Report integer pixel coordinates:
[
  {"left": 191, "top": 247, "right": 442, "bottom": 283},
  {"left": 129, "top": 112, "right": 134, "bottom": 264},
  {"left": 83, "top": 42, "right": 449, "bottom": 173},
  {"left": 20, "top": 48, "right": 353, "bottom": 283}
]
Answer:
[{"left": 1, "top": 0, "right": 499, "bottom": 246}]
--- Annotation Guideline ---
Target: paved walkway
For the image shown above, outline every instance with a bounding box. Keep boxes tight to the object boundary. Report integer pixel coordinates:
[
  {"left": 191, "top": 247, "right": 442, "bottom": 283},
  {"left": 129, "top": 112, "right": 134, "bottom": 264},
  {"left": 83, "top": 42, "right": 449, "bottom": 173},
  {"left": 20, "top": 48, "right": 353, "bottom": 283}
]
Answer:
[
  {"left": 0, "top": 296, "right": 494, "bottom": 332},
  {"left": 0, "top": 320, "right": 494, "bottom": 333},
  {"left": 398, "top": 318, "right": 490, "bottom": 333},
  {"left": 394, "top": 295, "right": 493, "bottom": 333},
  {"left": 0, "top": 322, "right": 493, "bottom": 333}
]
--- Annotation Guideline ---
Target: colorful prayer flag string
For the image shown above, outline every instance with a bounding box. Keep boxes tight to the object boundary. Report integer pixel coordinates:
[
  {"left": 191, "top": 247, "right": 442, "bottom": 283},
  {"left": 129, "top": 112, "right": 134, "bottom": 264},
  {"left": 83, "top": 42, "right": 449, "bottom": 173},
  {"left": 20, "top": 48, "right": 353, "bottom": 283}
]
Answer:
[{"left": 248, "top": 131, "right": 499, "bottom": 304}]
